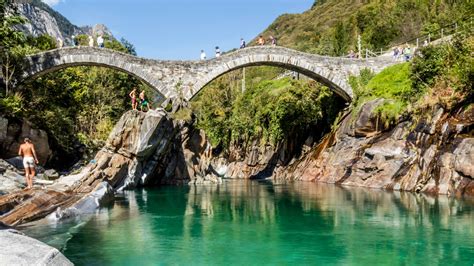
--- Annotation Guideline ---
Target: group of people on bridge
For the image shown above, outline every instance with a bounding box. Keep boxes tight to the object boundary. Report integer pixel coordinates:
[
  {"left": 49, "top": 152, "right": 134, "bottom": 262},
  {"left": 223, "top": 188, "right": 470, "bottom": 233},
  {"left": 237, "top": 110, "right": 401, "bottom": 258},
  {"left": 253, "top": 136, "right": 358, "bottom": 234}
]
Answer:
[
  {"left": 200, "top": 35, "right": 278, "bottom": 60},
  {"left": 346, "top": 40, "right": 430, "bottom": 61},
  {"left": 56, "top": 34, "right": 106, "bottom": 49}
]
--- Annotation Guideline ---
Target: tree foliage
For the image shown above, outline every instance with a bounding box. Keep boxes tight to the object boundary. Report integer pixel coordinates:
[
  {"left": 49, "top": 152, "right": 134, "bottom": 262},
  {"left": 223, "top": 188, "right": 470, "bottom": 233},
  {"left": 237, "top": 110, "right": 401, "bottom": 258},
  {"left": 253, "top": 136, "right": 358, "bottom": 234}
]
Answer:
[
  {"left": 192, "top": 67, "right": 344, "bottom": 149},
  {"left": 0, "top": 1, "right": 156, "bottom": 167},
  {"left": 260, "top": 0, "right": 473, "bottom": 56}
]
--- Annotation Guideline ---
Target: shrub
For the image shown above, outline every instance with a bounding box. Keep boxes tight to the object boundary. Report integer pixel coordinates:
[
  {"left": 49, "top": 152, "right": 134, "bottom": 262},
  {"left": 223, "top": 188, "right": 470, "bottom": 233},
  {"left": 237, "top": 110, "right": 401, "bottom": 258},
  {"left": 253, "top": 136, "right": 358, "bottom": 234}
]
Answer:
[{"left": 0, "top": 92, "right": 25, "bottom": 116}]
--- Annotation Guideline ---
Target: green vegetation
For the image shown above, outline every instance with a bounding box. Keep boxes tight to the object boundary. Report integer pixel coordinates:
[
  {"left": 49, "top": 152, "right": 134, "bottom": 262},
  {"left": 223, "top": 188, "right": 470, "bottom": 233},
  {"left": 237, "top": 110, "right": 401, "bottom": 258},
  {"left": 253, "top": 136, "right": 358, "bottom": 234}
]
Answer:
[
  {"left": 0, "top": 1, "right": 155, "bottom": 167},
  {"left": 350, "top": 64, "right": 413, "bottom": 126},
  {"left": 192, "top": 67, "right": 344, "bottom": 149},
  {"left": 260, "top": 0, "right": 473, "bottom": 56},
  {"left": 193, "top": 0, "right": 473, "bottom": 150},
  {"left": 2, "top": 0, "right": 472, "bottom": 167},
  {"left": 349, "top": 32, "right": 473, "bottom": 127}
]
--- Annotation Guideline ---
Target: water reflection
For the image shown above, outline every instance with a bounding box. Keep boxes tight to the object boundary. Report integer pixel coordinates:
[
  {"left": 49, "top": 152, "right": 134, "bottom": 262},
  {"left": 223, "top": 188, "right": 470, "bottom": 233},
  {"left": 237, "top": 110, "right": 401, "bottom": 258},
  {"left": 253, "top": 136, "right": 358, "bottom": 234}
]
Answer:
[{"left": 23, "top": 181, "right": 474, "bottom": 265}]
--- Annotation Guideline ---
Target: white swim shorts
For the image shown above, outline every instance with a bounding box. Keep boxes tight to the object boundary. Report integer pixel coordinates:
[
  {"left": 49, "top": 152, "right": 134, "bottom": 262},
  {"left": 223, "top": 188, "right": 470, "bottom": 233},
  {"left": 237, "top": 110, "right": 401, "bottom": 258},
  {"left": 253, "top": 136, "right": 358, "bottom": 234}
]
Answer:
[{"left": 23, "top": 156, "right": 35, "bottom": 168}]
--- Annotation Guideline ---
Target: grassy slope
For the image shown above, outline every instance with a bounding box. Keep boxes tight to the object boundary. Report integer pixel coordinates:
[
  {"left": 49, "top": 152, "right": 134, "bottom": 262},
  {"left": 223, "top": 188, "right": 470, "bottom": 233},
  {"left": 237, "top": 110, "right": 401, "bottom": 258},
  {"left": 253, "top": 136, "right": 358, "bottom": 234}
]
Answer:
[{"left": 257, "top": 0, "right": 473, "bottom": 55}]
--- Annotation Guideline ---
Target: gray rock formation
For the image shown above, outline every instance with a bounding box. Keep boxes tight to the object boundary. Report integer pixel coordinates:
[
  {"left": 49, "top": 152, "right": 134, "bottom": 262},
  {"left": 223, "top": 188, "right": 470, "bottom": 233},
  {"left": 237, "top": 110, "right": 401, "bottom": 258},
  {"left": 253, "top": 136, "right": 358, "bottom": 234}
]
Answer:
[
  {"left": 78, "top": 109, "right": 178, "bottom": 190},
  {"left": 353, "top": 98, "right": 385, "bottom": 137},
  {"left": 0, "top": 229, "right": 72, "bottom": 266},
  {"left": 43, "top": 169, "right": 59, "bottom": 180},
  {"left": 184, "top": 101, "right": 474, "bottom": 196},
  {"left": 47, "top": 181, "right": 114, "bottom": 222},
  {"left": 0, "top": 116, "right": 52, "bottom": 165},
  {"left": 0, "top": 159, "right": 25, "bottom": 194},
  {"left": 14, "top": 1, "right": 114, "bottom": 46},
  {"left": 15, "top": 3, "right": 65, "bottom": 41}
]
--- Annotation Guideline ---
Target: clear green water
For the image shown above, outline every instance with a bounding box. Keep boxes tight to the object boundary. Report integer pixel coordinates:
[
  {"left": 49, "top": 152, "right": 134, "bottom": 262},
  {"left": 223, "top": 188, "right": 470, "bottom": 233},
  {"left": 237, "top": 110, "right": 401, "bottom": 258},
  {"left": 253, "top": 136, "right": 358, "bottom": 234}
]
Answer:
[{"left": 24, "top": 180, "right": 474, "bottom": 265}]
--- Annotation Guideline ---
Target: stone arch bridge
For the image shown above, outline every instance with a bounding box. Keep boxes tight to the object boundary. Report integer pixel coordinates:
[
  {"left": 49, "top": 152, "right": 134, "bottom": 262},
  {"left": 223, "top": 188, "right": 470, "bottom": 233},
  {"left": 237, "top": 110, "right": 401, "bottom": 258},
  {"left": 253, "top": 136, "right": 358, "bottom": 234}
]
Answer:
[{"left": 21, "top": 46, "right": 396, "bottom": 102}]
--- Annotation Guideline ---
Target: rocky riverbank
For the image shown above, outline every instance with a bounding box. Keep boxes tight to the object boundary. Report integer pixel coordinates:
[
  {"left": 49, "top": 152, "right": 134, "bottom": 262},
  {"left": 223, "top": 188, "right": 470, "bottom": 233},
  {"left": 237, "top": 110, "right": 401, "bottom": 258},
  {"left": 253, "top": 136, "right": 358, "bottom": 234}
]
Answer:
[
  {"left": 191, "top": 100, "right": 474, "bottom": 196},
  {"left": 0, "top": 109, "right": 179, "bottom": 226},
  {"left": 1, "top": 102, "right": 472, "bottom": 228}
]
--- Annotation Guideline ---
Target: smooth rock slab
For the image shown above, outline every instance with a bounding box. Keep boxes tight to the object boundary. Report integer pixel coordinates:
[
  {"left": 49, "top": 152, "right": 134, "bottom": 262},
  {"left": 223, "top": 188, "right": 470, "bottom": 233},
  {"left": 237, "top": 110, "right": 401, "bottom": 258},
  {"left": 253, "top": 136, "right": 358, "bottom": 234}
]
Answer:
[{"left": 0, "top": 229, "right": 72, "bottom": 266}]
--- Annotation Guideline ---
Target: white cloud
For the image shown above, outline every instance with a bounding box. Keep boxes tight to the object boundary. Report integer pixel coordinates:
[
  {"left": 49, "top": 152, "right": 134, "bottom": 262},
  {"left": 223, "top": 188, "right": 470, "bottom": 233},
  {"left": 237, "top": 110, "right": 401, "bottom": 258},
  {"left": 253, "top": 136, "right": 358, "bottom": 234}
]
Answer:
[{"left": 41, "top": 0, "right": 63, "bottom": 6}]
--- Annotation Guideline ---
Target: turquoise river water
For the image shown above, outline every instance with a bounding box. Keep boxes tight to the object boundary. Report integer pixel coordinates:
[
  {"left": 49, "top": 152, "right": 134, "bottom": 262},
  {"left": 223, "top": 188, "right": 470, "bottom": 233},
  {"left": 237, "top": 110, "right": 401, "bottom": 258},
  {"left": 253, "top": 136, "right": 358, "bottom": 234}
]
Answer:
[{"left": 23, "top": 180, "right": 474, "bottom": 265}]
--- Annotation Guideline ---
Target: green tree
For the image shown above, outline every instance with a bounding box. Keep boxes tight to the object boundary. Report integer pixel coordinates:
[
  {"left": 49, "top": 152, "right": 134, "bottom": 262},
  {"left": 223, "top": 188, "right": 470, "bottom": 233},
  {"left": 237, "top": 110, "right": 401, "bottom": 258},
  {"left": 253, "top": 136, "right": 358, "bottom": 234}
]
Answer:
[{"left": 0, "top": 0, "right": 28, "bottom": 95}]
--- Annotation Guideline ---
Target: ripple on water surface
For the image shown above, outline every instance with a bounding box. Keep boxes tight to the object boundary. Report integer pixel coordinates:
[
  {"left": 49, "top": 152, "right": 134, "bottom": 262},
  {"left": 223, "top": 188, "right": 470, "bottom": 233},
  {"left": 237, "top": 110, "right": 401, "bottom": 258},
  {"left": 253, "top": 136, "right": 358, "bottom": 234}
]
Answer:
[{"left": 22, "top": 180, "right": 474, "bottom": 265}]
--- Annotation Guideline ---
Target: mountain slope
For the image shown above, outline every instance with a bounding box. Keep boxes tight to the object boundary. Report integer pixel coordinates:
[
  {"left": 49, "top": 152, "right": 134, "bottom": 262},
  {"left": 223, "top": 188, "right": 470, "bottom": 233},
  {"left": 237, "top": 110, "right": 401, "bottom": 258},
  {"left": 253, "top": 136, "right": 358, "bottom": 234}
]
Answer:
[
  {"left": 15, "top": 0, "right": 112, "bottom": 43},
  {"left": 258, "top": 0, "right": 473, "bottom": 56}
]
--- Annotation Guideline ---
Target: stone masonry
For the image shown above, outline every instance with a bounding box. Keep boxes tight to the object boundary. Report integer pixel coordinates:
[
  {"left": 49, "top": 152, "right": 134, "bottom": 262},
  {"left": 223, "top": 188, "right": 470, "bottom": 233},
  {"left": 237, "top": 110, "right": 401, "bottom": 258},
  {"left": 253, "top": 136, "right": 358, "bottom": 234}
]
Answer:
[{"left": 21, "top": 46, "right": 396, "bottom": 102}]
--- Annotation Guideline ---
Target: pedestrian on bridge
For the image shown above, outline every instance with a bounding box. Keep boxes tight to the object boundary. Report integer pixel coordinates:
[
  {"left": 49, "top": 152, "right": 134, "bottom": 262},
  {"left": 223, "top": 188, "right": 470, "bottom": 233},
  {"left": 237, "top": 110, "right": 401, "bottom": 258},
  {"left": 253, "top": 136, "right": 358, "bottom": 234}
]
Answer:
[
  {"left": 392, "top": 47, "right": 400, "bottom": 61},
  {"left": 257, "top": 35, "right": 265, "bottom": 46},
  {"left": 57, "top": 37, "right": 63, "bottom": 48},
  {"left": 240, "top": 38, "right": 246, "bottom": 49},
  {"left": 200, "top": 50, "right": 207, "bottom": 60},
  {"left": 403, "top": 45, "right": 412, "bottom": 62},
  {"left": 270, "top": 36, "right": 277, "bottom": 46},
  {"left": 97, "top": 35, "right": 104, "bottom": 48},
  {"left": 88, "top": 35, "right": 94, "bottom": 47},
  {"left": 215, "top": 46, "right": 221, "bottom": 58}
]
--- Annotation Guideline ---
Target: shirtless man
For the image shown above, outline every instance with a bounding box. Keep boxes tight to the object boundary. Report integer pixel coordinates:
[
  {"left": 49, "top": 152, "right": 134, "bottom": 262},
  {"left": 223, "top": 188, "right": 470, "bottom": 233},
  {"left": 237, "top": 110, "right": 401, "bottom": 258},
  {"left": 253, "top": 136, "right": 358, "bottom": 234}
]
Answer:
[{"left": 18, "top": 138, "right": 39, "bottom": 189}]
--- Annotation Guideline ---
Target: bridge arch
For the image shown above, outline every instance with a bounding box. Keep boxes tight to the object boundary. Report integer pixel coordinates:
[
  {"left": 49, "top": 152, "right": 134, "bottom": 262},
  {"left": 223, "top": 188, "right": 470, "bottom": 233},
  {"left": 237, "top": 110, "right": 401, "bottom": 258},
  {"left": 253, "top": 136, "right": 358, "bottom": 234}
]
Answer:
[
  {"left": 21, "top": 47, "right": 168, "bottom": 98},
  {"left": 187, "top": 47, "right": 373, "bottom": 102}
]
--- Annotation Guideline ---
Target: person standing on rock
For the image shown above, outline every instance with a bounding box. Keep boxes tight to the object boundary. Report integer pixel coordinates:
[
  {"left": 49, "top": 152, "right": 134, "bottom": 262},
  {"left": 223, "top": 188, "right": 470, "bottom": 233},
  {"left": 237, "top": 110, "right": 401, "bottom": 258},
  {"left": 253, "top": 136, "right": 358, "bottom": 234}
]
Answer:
[
  {"left": 129, "top": 88, "right": 138, "bottom": 110},
  {"left": 18, "top": 138, "right": 39, "bottom": 190},
  {"left": 139, "top": 90, "right": 150, "bottom": 112}
]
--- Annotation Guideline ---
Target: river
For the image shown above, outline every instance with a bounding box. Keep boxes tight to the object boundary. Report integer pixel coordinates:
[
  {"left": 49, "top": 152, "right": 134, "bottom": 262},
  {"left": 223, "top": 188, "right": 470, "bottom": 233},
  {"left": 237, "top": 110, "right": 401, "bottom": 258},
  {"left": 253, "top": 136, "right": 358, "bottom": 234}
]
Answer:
[{"left": 22, "top": 180, "right": 474, "bottom": 265}]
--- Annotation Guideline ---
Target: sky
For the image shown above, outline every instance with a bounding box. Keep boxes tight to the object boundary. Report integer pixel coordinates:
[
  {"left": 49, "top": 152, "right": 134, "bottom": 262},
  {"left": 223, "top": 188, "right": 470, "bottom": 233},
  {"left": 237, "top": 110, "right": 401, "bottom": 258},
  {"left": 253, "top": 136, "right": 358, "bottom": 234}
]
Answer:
[{"left": 43, "top": 0, "right": 314, "bottom": 60}]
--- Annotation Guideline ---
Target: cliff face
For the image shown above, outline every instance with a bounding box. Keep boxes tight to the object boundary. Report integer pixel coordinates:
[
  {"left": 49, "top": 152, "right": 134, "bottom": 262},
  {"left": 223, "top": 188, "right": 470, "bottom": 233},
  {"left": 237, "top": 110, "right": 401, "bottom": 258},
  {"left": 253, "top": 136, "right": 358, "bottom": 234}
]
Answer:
[
  {"left": 14, "top": 1, "right": 113, "bottom": 43},
  {"left": 15, "top": 3, "right": 71, "bottom": 41},
  {"left": 271, "top": 102, "right": 474, "bottom": 196},
  {"left": 186, "top": 101, "right": 474, "bottom": 196}
]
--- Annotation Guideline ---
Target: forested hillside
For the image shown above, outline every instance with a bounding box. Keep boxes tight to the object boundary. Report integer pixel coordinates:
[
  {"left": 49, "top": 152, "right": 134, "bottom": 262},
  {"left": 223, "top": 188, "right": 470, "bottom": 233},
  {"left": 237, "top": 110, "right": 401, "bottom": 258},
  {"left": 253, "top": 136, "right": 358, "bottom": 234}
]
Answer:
[{"left": 259, "top": 0, "right": 473, "bottom": 55}]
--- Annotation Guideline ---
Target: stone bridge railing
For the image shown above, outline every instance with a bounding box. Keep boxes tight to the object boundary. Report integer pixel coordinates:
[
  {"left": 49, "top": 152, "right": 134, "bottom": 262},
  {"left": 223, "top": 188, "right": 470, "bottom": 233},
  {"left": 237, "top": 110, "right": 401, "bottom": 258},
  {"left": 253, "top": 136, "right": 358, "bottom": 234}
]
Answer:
[{"left": 22, "top": 46, "right": 397, "bottom": 102}]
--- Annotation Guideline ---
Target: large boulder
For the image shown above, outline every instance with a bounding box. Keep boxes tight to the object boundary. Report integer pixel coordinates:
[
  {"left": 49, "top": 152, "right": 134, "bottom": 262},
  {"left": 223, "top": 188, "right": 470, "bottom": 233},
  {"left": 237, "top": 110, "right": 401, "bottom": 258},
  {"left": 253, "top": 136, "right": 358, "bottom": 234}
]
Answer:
[
  {"left": 453, "top": 138, "right": 474, "bottom": 178},
  {"left": 80, "top": 109, "right": 178, "bottom": 190},
  {"left": 0, "top": 117, "right": 52, "bottom": 165},
  {"left": 354, "top": 98, "right": 385, "bottom": 137},
  {"left": 0, "top": 159, "right": 26, "bottom": 194},
  {"left": 0, "top": 229, "right": 73, "bottom": 265}
]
